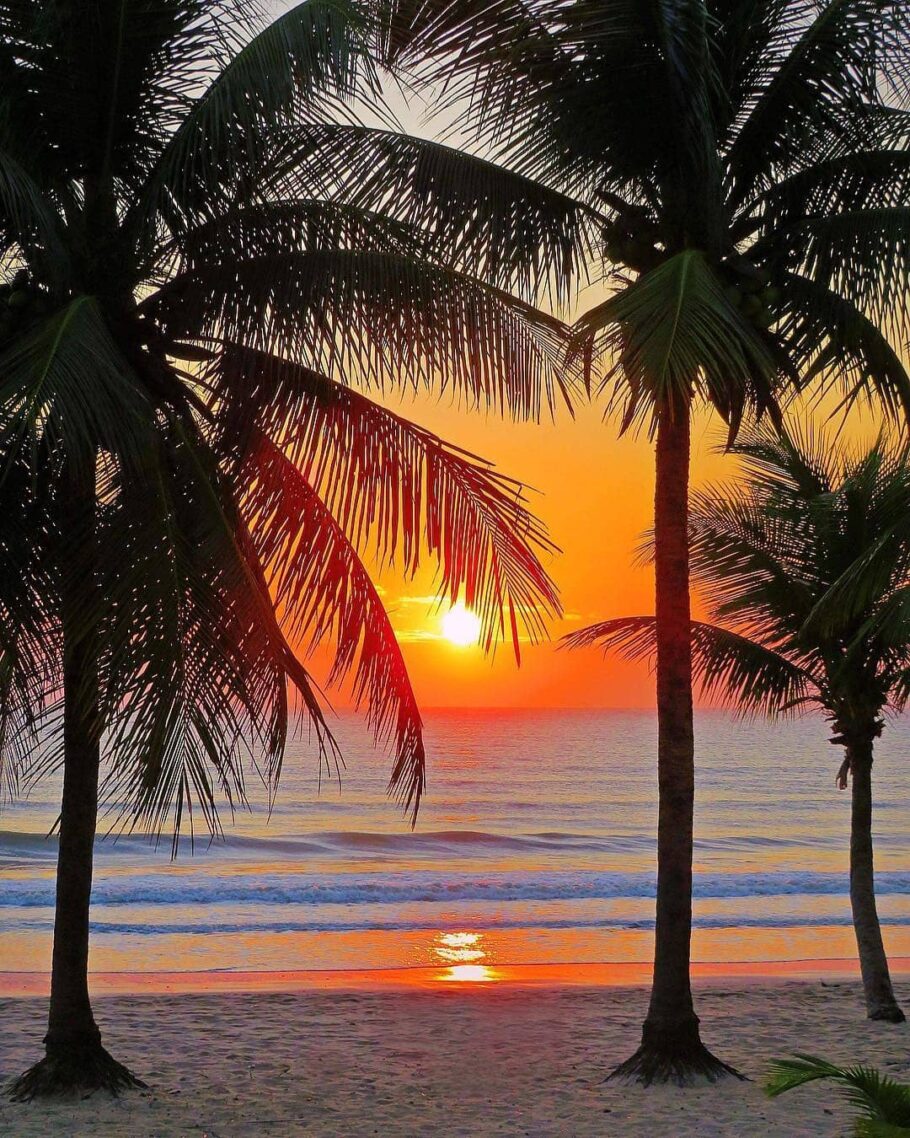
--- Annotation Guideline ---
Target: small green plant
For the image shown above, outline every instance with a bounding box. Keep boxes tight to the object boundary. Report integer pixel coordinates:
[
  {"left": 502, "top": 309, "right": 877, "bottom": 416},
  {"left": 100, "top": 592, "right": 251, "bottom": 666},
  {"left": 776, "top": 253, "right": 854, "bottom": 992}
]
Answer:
[{"left": 767, "top": 1055, "right": 910, "bottom": 1136}]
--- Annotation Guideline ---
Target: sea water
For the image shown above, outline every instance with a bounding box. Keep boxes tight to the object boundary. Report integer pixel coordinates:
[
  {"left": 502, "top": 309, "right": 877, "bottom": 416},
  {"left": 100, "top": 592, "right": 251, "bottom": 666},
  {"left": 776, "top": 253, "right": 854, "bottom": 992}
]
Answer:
[{"left": 2, "top": 709, "right": 909, "bottom": 976}]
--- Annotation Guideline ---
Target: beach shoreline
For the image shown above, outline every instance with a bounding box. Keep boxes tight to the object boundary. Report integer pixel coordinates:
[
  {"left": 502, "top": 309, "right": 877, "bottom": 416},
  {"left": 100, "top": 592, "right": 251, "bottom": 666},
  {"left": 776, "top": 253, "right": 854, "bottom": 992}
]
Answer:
[
  {"left": 3, "top": 956, "right": 910, "bottom": 996},
  {"left": 3, "top": 979, "right": 908, "bottom": 1136}
]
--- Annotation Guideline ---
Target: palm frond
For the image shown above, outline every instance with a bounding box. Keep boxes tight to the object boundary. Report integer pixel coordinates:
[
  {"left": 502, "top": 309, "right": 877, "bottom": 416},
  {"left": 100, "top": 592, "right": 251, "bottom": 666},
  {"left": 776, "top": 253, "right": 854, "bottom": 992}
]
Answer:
[
  {"left": 728, "top": 1, "right": 909, "bottom": 205},
  {"left": 563, "top": 615, "right": 813, "bottom": 715},
  {"left": 166, "top": 198, "right": 420, "bottom": 271},
  {"left": 146, "top": 250, "right": 572, "bottom": 420},
  {"left": 0, "top": 451, "right": 59, "bottom": 800},
  {"left": 0, "top": 296, "right": 153, "bottom": 481},
  {"left": 799, "top": 489, "right": 910, "bottom": 642},
  {"left": 730, "top": 420, "right": 836, "bottom": 497},
  {"left": 132, "top": 0, "right": 375, "bottom": 233},
  {"left": 571, "top": 250, "right": 779, "bottom": 432},
  {"left": 758, "top": 148, "right": 910, "bottom": 232},
  {"left": 213, "top": 345, "right": 562, "bottom": 656},
  {"left": 784, "top": 209, "right": 910, "bottom": 336},
  {"left": 688, "top": 488, "right": 828, "bottom": 631},
  {"left": 377, "top": 0, "right": 704, "bottom": 198},
  {"left": 243, "top": 434, "right": 425, "bottom": 820},
  {"left": 767, "top": 1054, "right": 910, "bottom": 1129},
  {"left": 856, "top": 1122, "right": 910, "bottom": 1137},
  {"left": 263, "top": 121, "right": 598, "bottom": 304},
  {"left": 95, "top": 414, "right": 335, "bottom": 847},
  {"left": 687, "top": 423, "right": 910, "bottom": 724},
  {"left": 0, "top": 148, "right": 64, "bottom": 270},
  {"left": 776, "top": 272, "right": 910, "bottom": 424}
]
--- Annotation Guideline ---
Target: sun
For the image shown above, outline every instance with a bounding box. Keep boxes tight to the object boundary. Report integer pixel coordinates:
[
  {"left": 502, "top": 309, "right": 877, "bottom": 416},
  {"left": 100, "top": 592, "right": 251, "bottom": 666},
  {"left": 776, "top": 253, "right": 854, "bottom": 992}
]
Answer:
[{"left": 442, "top": 604, "right": 482, "bottom": 647}]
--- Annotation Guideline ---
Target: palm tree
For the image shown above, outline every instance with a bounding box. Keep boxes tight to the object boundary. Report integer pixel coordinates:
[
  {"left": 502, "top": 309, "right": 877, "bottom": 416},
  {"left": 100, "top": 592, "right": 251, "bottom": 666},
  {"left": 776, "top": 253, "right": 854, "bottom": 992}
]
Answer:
[
  {"left": 360, "top": 0, "right": 910, "bottom": 1082},
  {"left": 566, "top": 426, "right": 910, "bottom": 1023},
  {"left": 0, "top": 0, "right": 566, "bottom": 1098},
  {"left": 767, "top": 1054, "right": 910, "bottom": 1136}
]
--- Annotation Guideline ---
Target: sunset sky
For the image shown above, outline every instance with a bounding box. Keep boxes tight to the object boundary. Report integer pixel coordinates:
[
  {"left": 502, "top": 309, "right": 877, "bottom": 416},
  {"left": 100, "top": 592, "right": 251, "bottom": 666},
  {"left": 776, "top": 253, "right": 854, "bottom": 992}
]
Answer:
[
  {"left": 371, "top": 391, "right": 681, "bottom": 710},
  {"left": 334, "top": 387, "right": 885, "bottom": 711},
  {"left": 260, "top": 0, "right": 896, "bottom": 714}
]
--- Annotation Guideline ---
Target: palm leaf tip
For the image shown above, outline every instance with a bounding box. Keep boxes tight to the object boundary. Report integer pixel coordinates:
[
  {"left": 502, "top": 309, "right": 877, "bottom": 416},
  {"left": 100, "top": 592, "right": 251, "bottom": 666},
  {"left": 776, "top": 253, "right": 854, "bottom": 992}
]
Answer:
[
  {"left": 765, "top": 1054, "right": 846, "bottom": 1098},
  {"left": 387, "top": 720, "right": 426, "bottom": 828},
  {"left": 767, "top": 1054, "right": 910, "bottom": 1131},
  {"left": 560, "top": 616, "right": 811, "bottom": 717}
]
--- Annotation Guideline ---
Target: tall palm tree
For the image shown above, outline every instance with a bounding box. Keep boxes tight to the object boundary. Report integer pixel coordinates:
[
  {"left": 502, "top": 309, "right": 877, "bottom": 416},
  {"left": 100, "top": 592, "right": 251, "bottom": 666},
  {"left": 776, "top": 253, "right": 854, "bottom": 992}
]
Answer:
[
  {"left": 0, "top": 0, "right": 566, "bottom": 1098},
  {"left": 567, "top": 426, "right": 910, "bottom": 1023},
  {"left": 356, "top": 0, "right": 910, "bottom": 1082}
]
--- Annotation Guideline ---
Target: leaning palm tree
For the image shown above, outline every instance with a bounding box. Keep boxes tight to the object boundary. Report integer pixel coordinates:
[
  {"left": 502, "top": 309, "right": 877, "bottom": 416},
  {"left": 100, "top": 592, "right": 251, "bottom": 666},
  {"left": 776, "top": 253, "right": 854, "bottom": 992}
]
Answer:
[
  {"left": 0, "top": 0, "right": 566, "bottom": 1098},
  {"left": 566, "top": 426, "right": 910, "bottom": 1023},
  {"left": 767, "top": 1054, "right": 910, "bottom": 1136},
  {"left": 349, "top": 0, "right": 910, "bottom": 1081}
]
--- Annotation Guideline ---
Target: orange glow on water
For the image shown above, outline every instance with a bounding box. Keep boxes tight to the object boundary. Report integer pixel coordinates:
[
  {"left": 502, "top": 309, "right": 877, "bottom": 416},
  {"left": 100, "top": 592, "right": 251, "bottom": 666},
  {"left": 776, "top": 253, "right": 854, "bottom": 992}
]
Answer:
[
  {"left": 441, "top": 964, "right": 500, "bottom": 983},
  {"left": 435, "top": 932, "right": 485, "bottom": 963},
  {"left": 432, "top": 931, "right": 501, "bottom": 982}
]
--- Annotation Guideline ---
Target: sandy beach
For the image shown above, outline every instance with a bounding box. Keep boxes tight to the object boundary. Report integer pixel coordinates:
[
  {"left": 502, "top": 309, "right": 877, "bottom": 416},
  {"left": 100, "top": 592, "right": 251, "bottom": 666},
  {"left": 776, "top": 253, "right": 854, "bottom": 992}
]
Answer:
[{"left": 2, "top": 978, "right": 908, "bottom": 1137}]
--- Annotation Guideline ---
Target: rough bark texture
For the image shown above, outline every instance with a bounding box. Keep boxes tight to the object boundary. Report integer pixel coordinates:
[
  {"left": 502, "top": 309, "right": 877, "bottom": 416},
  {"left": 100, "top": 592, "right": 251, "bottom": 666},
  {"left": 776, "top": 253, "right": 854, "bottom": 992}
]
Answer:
[
  {"left": 9, "top": 463, "right": 143, "bottom": 1100},
  {"left": 611, "top": 407, "right": 738, "bottom": 1085},
  {"left": 847, "top": 739, "right": 905, "bottom": 1024}
]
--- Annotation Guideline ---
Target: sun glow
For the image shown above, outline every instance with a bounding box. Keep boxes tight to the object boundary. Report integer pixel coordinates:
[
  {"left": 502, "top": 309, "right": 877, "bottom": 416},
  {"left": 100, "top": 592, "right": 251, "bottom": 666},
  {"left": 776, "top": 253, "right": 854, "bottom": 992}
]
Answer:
[
  {"left": 441, "top": 604, "right": 482, "bottom": 647},
  {"left": 441, "top": 964, "right": 499, "bottom": 983},
  {"left": 432, "top": 931, "right": 501, "bottom": 983}
]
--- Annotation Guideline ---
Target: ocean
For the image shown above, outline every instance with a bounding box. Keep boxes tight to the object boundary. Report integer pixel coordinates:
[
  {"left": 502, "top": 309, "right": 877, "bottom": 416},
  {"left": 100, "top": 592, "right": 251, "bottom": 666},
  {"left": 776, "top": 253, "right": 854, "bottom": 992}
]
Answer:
[{"left": 2, "top": 708, "right": 909, "bottom": 978}]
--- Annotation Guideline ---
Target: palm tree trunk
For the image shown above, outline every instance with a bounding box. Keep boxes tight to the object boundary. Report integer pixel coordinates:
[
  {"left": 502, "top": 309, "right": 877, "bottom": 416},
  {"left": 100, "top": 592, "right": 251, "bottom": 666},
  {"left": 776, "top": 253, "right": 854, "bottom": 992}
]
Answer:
[
  {"left": 612, "top": 405, "right": 736, "bottom": 1084},
  {"left": 9, "top": 461, "right": 142, "bottom": 1100},
  {"left": 847, "top": 738, "right": 904, "bottom": 1023}
]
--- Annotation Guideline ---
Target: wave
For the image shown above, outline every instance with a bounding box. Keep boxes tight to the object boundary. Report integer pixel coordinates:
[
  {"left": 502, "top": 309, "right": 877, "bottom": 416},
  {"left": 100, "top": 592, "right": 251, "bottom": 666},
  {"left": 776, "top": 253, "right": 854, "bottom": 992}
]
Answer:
[
  {"left": 2, "top": 868, "right": 910, "bottom": 910},
  {"left": 1, "top": 826, "right": 894, "bottom": 866},
  {"left": 7, "top": 913, "right": 910, "bottom": 936}
]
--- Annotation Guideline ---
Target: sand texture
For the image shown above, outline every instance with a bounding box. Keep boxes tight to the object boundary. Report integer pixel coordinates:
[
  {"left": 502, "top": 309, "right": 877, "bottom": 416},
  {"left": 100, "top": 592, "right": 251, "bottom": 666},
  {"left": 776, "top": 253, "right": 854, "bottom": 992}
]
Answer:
[{"left": 1, "top": 981, "right": 908, "bottom": 1137}]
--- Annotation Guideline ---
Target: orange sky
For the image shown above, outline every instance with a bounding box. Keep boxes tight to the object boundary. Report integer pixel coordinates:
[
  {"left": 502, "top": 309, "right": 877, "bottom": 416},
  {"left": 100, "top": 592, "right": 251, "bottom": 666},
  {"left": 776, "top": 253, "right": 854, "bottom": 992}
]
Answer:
[
  {"left": 360, "top": 395, "right": 739, "bottom": 709},
  {"left": 313, "top": 388, "right": 887, "bottom": 712}
]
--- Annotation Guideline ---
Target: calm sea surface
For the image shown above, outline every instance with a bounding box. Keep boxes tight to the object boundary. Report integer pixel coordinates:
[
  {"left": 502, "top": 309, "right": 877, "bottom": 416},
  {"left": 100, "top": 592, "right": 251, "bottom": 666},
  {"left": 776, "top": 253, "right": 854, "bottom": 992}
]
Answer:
[{"left": 2, "top": 709, "right": 909, "bottom": 976}]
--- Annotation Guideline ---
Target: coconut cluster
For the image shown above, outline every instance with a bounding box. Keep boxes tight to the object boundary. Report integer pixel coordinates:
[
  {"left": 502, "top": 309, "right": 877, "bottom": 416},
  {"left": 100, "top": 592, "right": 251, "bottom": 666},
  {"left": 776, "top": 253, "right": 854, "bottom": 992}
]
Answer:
[
  {"left": 0, "top": 270, "right": 50, "bottom": 341},
  {"left": 720, "top": 256, "right": 782, "bottom": 330},
  {"left": 601, "top": 214, "right": 662, "bottom": 274},
  {"left": 602, "top": 215, "right": 785, "bottom": 337}
]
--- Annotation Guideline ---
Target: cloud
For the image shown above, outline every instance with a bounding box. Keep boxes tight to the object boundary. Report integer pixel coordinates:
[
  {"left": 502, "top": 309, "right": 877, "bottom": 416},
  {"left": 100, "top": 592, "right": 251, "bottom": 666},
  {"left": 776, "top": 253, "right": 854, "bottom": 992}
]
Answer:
[{"left": 393, "top": 628, "right": 444, "bottom": 643}]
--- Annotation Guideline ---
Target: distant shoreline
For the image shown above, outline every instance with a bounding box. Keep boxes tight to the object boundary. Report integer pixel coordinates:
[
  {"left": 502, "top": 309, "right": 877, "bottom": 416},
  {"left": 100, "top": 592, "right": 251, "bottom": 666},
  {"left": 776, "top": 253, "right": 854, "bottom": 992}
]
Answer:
[{"left": 4, "top": 957, "right": 910, "bottom": 996}]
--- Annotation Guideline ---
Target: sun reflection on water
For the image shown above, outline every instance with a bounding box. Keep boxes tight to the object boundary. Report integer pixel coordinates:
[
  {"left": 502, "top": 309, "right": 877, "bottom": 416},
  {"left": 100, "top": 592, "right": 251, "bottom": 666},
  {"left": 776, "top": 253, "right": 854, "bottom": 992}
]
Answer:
[{"left": 432, "top": 932, "right": 500, "bottom": 982}]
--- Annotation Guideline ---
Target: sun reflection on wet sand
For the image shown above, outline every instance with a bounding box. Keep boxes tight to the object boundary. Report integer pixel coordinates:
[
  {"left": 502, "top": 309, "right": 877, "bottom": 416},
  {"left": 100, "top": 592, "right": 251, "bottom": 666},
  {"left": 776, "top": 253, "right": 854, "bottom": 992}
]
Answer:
[{"left": 432, "top": 932, "right": 501, "bottom": 982}]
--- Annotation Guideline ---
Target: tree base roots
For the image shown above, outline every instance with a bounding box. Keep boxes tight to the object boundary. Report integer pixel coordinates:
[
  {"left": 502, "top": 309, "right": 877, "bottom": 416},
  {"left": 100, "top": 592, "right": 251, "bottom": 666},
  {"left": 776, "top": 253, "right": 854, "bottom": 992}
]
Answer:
[
  {"left": 8, "top": 1040, "right": 145, "bottom": 1101},
  {"left": 608, "top": 1038, "right": 743, "bottom": 1087},
  {"left": 869, "top": 1005, "right": 906, "bottom": 1024}
]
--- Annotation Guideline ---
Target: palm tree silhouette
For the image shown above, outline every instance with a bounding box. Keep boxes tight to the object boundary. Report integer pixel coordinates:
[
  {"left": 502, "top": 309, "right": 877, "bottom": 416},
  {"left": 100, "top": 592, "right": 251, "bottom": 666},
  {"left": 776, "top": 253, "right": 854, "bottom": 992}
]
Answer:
[
  {"left": 370, "top": 0, "right": 910, "bottom": 1081},
  {"left": 567, "top": 425, "right": 910, "bottom": 1024},
  {"left": 0, "top": 0, "right": 563, "bottom": 1097}
]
